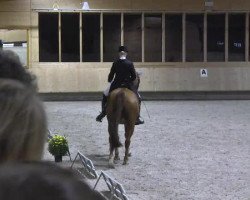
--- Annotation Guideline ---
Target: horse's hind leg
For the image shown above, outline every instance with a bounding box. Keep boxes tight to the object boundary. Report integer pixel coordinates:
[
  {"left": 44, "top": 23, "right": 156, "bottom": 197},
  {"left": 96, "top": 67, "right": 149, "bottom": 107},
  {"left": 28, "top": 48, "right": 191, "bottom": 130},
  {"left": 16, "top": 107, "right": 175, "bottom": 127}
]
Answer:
[
  {"left": 123, "top": 123, "right": 135, "bottom": 165},
  {"left": 123, "top": 136, "right": 132, "bottom": 165},
  {"left": 114, "top": 148, "right": 120, "bottom": 162},
  {"left": 108, "top": 146, "right": 115, "bottom": 168},
  {"left": 109, "top": 147, "right": 120, "bottom": 167},
  {"left": 108, "top": 137, "right": 115, "bottom": 168}
]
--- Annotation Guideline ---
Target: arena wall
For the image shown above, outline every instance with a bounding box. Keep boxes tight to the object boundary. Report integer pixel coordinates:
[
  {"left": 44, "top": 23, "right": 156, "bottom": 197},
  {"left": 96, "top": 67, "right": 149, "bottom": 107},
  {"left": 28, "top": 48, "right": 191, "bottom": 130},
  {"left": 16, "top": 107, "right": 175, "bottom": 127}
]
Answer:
[{"left": 1, "top": 0, "right": 250, "bottom": 95}]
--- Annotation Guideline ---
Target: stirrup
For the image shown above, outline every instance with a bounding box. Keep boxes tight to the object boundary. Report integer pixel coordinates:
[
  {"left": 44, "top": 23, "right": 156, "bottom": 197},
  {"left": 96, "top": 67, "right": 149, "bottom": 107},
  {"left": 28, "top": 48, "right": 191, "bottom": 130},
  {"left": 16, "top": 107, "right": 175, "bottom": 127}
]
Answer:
[
  {"left": 96, "top": 112, "right": 106, "bottom": 122},
  {"left": 135, "top": 116, "right": 144, "bottom": 125}
]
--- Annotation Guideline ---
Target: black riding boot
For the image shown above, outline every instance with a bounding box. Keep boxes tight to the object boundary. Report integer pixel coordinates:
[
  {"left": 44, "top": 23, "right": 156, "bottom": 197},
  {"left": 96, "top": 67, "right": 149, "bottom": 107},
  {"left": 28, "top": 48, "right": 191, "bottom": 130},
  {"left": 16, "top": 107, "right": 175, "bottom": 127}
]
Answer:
[
  {"left": 96, "top": 94, "right": 107, "bottom": 122},
  {"left": 135, "top": 98, "right": 144, "bottom": 125}
]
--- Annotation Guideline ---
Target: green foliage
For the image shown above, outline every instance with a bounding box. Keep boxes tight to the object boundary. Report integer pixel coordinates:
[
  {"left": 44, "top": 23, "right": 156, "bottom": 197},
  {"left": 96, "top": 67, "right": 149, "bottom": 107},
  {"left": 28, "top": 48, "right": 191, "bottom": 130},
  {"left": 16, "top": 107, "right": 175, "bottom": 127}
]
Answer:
[{"left": 48, "top": 135, "right": 69, "bottom": 156}]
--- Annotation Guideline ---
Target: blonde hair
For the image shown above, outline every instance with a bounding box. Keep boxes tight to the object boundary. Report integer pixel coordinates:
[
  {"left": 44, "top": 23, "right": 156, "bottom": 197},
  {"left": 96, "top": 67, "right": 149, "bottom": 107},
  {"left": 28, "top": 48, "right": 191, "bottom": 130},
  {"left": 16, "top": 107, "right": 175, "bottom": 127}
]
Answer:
[{"left": 0, "top": 79, "right": 47, "bottom": 162}]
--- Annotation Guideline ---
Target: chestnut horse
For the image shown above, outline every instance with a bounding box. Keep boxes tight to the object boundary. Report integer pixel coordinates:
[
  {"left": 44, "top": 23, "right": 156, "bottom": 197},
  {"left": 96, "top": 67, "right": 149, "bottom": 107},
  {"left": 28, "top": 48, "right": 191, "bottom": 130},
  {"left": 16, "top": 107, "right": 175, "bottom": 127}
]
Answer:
[{"left": 106, "top": 73, "right": 140, "bottom": 167}]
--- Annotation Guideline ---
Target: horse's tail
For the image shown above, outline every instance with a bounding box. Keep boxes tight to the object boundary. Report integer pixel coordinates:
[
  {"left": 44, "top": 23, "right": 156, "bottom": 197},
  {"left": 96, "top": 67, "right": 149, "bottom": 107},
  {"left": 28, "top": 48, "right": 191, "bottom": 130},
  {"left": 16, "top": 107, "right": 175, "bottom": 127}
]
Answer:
[
  {"left": 115, "top": 90, "right": 125, "bottom": 124},
  {"left": 109, "top": 90, "right": 125, "bottom": 149}
]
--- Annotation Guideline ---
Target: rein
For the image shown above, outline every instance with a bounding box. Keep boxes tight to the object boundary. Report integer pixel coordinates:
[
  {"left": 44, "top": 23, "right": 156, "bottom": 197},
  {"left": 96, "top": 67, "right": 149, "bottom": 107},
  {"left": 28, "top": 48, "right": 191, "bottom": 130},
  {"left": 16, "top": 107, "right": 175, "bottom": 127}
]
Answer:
[{"left": 142, "top": 100, "right": 151, "bottom": 119}]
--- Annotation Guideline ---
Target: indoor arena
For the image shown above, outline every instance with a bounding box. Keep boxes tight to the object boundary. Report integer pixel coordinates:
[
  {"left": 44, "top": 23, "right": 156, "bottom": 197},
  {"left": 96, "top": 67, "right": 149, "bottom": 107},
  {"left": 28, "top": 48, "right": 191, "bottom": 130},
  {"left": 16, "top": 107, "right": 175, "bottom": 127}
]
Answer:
[{"left": 0, "top": 0, "right": 250, "bottom": 200}]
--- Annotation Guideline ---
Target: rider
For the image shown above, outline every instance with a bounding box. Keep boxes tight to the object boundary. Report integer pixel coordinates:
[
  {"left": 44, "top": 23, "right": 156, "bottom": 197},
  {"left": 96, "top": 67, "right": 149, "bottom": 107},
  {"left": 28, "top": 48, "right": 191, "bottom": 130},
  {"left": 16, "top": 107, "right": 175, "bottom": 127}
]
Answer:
[{"left": 96, "top": 45, "right": 144, "bottom": 125}]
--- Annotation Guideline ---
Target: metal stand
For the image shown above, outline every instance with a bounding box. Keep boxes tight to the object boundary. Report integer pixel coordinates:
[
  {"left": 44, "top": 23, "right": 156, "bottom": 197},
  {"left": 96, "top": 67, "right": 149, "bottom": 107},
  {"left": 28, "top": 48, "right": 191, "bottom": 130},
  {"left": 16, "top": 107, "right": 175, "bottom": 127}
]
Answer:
[
  {"left": 71, "top": 151, "right": 98, "bottom": 178},
  {"left": 94, "top": 171, "right": 129, "bottom": 200}
]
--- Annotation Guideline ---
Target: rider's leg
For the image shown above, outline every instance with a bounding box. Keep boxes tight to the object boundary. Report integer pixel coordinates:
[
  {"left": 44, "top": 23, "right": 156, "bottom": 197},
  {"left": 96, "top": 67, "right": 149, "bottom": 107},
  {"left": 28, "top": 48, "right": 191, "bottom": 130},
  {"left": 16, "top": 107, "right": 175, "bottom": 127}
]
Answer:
[
  {"left": 96, "top": 94, "right": 107, "bottom": 122},
  {"left": 96, "top": 83, "right": 112, "bottom": 122},
  {"left": 135, "top": 93, "right": 144, "bottom": 125}
]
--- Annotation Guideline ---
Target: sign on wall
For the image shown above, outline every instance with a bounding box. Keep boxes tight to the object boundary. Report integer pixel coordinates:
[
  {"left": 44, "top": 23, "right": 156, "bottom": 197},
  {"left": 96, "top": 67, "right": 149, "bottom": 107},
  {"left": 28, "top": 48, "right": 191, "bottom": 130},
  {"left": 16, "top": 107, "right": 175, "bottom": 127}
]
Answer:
[{"left": 200, "top": 69, "right": 208, "bottom": 77}]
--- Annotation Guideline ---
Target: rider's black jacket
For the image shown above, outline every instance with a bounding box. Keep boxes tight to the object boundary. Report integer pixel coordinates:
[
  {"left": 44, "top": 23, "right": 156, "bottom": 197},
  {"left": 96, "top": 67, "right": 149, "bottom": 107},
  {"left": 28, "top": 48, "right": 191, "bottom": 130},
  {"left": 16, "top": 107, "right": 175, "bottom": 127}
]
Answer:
[{"left": 108, "top": 59, "right": 136, "bottom": 93}]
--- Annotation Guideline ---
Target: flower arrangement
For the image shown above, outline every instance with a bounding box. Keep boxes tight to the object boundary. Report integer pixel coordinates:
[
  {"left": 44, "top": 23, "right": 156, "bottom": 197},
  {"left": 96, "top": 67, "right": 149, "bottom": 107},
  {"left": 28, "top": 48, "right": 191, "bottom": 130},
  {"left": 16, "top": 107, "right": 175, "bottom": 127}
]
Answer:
[{"left": 48, "top": 135, "right": 69, "bottom": 157}]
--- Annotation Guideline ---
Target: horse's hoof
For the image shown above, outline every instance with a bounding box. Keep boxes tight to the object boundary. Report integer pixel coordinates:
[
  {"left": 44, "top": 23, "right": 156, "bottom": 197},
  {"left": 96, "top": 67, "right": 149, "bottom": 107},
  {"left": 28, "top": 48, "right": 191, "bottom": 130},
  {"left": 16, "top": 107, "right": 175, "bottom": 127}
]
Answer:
[
  {"left": 128, "top": 152, "right": 132, "bottom": 157},
  {"left": 114, "top": 156, "right": 120, "bottom": 161},
  {"left": 123, "top": 160, "right": 128, "bottom": 165},
  {"left": 109, "top": 161, "right": 115, "bottom": 169},
  {"left": 108, "top": 163, "right": 115, "bottom": 169}
]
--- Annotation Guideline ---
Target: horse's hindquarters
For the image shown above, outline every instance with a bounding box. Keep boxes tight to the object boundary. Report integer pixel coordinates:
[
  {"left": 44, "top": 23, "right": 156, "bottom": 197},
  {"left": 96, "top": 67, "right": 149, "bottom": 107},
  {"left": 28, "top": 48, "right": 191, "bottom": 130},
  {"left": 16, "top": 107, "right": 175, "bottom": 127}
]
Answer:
[{"left": 107, "top": 88, "right": 138, "bottom": 166}]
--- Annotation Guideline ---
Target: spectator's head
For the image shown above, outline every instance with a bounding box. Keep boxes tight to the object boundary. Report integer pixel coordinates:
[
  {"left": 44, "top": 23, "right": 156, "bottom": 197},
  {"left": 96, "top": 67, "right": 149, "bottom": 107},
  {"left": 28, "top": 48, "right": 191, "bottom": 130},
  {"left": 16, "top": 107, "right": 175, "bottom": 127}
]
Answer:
[
  {"left": 0, "top": 79, "right": 47, "bottom": 163},
  {"left": 0, "top": 162, "right": 105, "bottom": 200},
  {"left": 0, "top": 50, "right": 37, "bottom": 90}
]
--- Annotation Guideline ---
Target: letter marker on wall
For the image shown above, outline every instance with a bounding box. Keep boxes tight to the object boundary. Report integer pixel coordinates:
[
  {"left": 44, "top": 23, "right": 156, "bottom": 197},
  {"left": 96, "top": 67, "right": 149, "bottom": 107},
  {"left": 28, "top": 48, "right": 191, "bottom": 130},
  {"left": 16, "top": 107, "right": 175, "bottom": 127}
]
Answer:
[{"left": 200, "top": 69, "right": 208, "bottom": 77}]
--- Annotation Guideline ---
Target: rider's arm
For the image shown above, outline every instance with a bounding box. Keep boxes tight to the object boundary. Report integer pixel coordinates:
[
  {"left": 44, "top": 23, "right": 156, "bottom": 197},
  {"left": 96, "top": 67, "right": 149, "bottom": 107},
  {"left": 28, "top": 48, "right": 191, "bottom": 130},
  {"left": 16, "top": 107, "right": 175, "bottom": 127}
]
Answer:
[
  {"left": 108, "top": 63, "right": 115, "bottom": 82},
  {"left": 130, "top": 62, "right": 136, "bottom": 81}
]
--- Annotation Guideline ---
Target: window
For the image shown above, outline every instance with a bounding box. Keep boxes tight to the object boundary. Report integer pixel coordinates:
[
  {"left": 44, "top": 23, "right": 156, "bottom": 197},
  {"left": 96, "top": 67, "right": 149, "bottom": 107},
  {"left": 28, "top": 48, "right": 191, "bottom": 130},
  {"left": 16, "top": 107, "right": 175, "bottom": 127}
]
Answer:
[
  {"left": 0, "top": 29, "right": 28, "bottom": 66},
  {"left": 249, "top": 15, "right": 250, "bottom": 61},
  {"left": 186, "top": 14, "right": 204, "bottom": 62},
  {"left": 39, "top": 13, "right": 59, "bottom": 62},
  {"left": 144, "top": 14, "right": 162, "bottom": 62},
  {"left": 165, "top": 14, "right": 182, "bottom": 62},
  {"left": 103, "top": 14, "right": 121, "bottom": 62},
  {"left": 82, "top": 13, "right": 100, "bottom": 62},
  {"left": 38, "top": 11, "right": 250, "bottom": 64},
  {"left": 61, "top": 13, "right": 80, "bottom": 62},
  {"left": 228, "top": 14, "right": 245, "bottom": 61},
  {"left": 124, "top": 14, "right": 142, "bottom": 62},
  {"left": 207, "top": 14, "right": 225, "bottom": 61}
]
